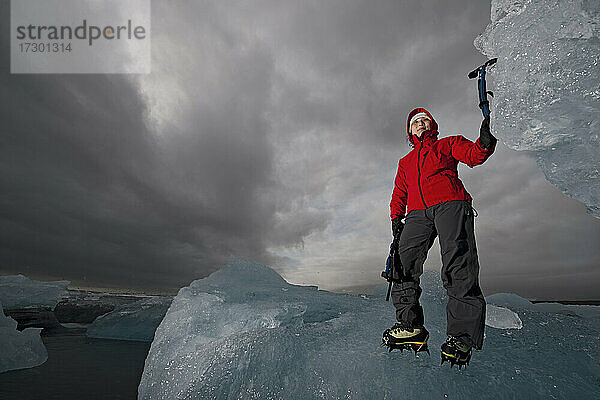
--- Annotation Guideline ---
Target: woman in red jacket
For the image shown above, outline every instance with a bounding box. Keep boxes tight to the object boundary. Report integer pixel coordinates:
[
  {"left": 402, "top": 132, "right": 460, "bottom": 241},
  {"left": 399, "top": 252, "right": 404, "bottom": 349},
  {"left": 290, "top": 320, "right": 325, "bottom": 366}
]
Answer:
[{"left": 382, "top": 107, "right": 496, "bottom": 368}]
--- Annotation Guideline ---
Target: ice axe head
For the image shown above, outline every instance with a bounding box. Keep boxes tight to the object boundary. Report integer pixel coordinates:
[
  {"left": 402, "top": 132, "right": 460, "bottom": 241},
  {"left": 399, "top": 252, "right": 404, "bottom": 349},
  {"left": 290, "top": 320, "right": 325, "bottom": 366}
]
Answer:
[
  {"left": 468, "top": 58, "right": 497, "bottom": 79},
  {"left": 468, "top": 58, "right": 497, "bottom": 118}
]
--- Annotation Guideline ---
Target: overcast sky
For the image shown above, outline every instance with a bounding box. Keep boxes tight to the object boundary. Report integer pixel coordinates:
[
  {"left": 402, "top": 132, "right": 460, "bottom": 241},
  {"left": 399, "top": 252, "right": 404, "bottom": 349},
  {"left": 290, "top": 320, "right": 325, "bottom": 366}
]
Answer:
[{"left": 1, "top": 0, "right": 599, "bottom": 299}]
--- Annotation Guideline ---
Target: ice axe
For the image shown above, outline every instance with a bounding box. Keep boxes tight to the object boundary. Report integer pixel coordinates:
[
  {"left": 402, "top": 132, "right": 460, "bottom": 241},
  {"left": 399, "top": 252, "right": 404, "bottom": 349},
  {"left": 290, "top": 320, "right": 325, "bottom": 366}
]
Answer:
[
  {"left": 468, "top": 58, "right": 497, "bottom": 118},
  {"left": 381, "top": 231, "right": 404, "bottom": 302}
]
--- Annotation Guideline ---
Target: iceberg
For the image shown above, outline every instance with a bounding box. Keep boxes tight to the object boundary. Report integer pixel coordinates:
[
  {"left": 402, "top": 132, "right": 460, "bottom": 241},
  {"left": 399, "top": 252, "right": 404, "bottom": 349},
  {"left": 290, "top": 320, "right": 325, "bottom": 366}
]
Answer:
[
  {"left": 55, "top": 289, "right": 158, "bottom": 324},
  {"left": 139, "top": 259, "right": 600, "bottom": 399},
  {"left": 485, "top": 292, "right": 533, "bottom": 309},
  {"left": 530, "top": 302, "right": 600, "bottom": 319},
  {"left": 0, "top": 274, "right": 70, "bottom": 372},
  {"left": 474, "top": 0, "right": 600, "bottom": 217},
  {"left": 86, "top": 296, "right": 173, "bottom": 342},
  {"left": 0, "top": 300, "right": 48, "bottom": 373},
  {"left": 486, "top": 292, "right": 600, "bottom": 319},
  {"left": 485, "top": 304, "right": 523, "bottom": 329},
  {"left": 0, "top": 274, "right": 69, "bottom": 309}
]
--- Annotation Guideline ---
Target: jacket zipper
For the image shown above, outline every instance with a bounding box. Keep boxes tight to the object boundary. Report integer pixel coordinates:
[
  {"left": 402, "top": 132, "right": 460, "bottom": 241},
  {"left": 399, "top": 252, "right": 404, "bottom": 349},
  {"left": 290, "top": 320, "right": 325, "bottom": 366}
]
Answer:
[{"left": 416, "top": 137, "right": 428, "bottom": 208}]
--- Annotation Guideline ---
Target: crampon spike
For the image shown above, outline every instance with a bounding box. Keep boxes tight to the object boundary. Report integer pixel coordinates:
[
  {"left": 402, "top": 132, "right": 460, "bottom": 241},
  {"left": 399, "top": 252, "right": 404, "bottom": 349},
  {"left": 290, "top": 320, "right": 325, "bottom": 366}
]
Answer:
[{"left": 440, "top": 353, "right": 471, "bottom": 369}]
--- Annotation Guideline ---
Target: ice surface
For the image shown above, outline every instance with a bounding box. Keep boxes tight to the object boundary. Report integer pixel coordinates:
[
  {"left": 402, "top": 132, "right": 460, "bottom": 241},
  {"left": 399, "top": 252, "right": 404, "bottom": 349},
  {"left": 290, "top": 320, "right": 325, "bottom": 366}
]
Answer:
[
  {"left": 86, "top": 296, "right": 173, "bottom": 342},
  {"left": 0, "top": 274, "right": 69, "bottom": 309},
  {"left": 0, "top": 300, "right": 48, "bottom": 373},
  {"left": 139, "top": 259, "right": 600, "bottom": 399},
  {"left": 485, "top": 304, "right": 523, "bottom": 329},
  {"left": 474, "top": 0, "right": 600, "bottom": 217}
]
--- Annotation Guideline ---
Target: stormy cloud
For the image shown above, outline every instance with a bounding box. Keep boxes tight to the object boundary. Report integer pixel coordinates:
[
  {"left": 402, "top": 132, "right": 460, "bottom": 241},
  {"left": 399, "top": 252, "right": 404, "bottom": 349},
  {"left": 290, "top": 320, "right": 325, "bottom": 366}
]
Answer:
[{"left": 1, "top": 0, "right": 599, "bottom": 299}]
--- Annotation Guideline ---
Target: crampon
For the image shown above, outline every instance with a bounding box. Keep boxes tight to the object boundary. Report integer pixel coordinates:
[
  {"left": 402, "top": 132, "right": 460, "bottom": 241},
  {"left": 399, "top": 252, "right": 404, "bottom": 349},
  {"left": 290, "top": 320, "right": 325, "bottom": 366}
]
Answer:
[
  {"left": 440, "top": 336, "right": 472, "bottom": 369},
  {"left": 381, "top": 324, "right": 430, "bottom": 356},
  {"left": 440, "top": 351, "right": 471, "bottom": 369},
  {"left": 381, "top": 338, "right": 430, "bottom": 355}
]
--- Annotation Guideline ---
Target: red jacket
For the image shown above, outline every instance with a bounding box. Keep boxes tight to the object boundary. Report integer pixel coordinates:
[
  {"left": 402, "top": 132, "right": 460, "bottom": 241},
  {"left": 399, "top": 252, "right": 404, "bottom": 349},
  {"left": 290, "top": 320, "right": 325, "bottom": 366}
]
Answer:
[{"left": 390, "top": 107, "right": 496, "bottom": 220}]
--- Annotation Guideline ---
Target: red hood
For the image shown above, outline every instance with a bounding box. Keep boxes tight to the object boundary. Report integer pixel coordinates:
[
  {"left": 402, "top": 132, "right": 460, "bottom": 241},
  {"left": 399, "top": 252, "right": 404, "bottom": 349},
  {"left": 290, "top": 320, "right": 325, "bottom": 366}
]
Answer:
[{"left": 406, "top": 107, "right": 439, "bottom": 145}]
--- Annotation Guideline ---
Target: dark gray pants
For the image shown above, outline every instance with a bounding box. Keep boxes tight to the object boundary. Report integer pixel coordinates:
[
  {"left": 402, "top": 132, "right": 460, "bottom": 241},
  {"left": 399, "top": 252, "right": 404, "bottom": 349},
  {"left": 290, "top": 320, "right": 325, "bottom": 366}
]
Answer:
[{"left": 391, "top": 200, "right": 486, "bottom": 350}]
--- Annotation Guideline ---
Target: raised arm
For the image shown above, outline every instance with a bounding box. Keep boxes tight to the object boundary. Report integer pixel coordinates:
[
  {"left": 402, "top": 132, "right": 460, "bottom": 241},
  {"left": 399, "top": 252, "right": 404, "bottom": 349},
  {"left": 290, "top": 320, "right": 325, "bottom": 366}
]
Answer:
[{"left": 450, "top": 117, "right": 497, "bottom": 167}]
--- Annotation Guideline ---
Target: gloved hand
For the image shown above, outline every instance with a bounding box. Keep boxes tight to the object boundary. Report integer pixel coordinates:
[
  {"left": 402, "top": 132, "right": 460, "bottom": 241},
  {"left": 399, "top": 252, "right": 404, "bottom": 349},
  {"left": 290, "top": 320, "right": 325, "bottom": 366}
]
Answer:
[
  {"left": 479, "top": 116, "right": 497, "bottom": 149},
  {"left": 391, "top": 216, "right": 404, "bottom": 238}
]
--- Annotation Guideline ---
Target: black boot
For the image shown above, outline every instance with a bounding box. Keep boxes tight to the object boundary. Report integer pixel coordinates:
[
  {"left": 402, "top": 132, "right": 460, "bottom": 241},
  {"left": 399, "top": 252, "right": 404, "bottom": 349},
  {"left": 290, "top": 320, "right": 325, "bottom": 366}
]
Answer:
[
  {"left": 382, "top": 322, "right": 430, "bottom": 355},
  {"left": 440, "top": 336, "right": 472, "bottom": 369}
]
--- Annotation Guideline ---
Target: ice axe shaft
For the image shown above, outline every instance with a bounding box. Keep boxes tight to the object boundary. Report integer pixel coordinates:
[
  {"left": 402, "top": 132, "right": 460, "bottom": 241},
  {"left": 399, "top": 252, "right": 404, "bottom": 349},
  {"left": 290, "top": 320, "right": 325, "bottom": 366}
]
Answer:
[
  {"left": 382, "top": 231, "right": 403, "bottom": 302},
  {"left": 468, "top": 58, "right": 497, "bottom": 118}
]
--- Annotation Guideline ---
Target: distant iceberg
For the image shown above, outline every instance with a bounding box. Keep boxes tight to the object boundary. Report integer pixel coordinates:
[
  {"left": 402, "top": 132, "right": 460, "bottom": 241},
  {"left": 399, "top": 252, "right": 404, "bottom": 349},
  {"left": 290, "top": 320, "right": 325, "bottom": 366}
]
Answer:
[
  {"left": 0, "top": 274, "right": 69, "bottom": 309},
  {"left": 139, "top": 259, "right": 600, "bottom": 399},
  {"left": 486, "top": 292, "right": 534, "bottom": 309},
  {"left": 474, "top": 0, "right": 600, "bottom": 217},
  {"left": 86, "top": 296, "right": 172, "bottom": 342},
  {"left": 530, "top": 302, "right": 600, "bottom": 319},
  {"left": 0, "top": 300, "right": 47, "bottom": 373},
  {"left": 488, "top": 292, "right": 600, "bottom": 319}
]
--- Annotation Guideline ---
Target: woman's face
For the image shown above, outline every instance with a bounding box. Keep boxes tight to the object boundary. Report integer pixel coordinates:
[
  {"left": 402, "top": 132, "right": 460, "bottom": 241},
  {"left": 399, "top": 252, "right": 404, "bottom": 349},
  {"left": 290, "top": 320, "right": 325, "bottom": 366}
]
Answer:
[{"left": 411, "top": 117, "right": 431, "bottom": 138}]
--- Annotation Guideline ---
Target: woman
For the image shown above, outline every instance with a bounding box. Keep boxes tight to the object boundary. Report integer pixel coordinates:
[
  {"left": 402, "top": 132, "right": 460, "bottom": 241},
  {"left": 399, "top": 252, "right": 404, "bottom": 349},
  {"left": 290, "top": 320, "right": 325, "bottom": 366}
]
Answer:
[{"left": 382, "top": 107, "right": 497, "bottom": 367}]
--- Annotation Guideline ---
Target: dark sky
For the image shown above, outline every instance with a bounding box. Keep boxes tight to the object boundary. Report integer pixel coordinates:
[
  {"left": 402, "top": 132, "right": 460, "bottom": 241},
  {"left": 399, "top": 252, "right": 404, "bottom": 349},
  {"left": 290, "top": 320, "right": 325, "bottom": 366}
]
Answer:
[{"left": 1, "top": 0, "right": 599, "bottom": 299}]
